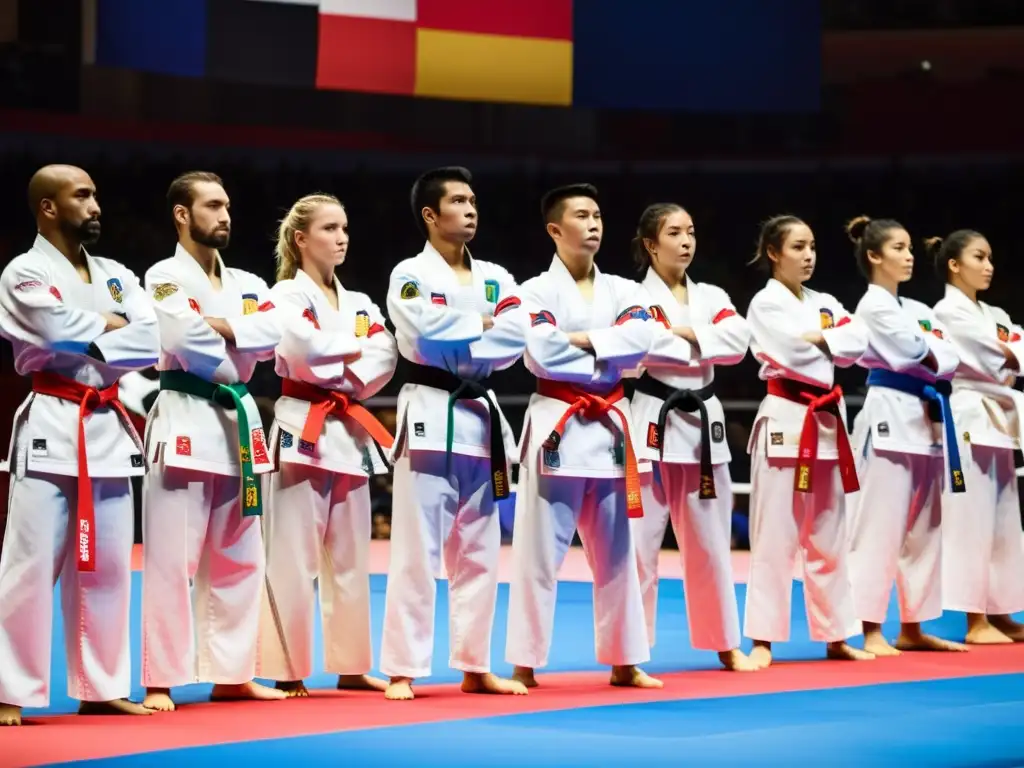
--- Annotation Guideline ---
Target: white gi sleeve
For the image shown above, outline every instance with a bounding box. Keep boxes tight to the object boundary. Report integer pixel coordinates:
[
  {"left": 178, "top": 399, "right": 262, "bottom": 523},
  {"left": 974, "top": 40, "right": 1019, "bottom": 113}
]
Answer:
[
  {"left": 0, "top": 259, "right": 107, "bottom": 354},
  {"left": 924, "top": 311, "right": 960, "bottom": 378},
  {"left": 468, "top": 267, "right": 527, "bottom": 369},
  {"left": 641, "top": 287, "right": 694, "bottom": 366},
  {"left": 146, "top": 266, "right": 227, "bottom": 380},
  {"left": 271, "top": 283, "right": 362, "bottom": 382},
  {"left": 857, "top": 293, "right": 930, "bottom": 372},
  {"left": 819, "top": 296, "right": 869, "bottom": 368},
  {"left": 936, "top": 300, "right": 1015, "bottom": 379},
  {"left": 344, "top": 299, "right": 398, "bottom": 399},
  {"left": 748, "top": 292, "right": 833, "bottom": 388},
  {"left": 586, "top": 281, "right": 656, "bottom": 369},
  {"left": 386, "top": 266, "right": 484, "bottom": 348},
  {"left": 223, "top": 273, "right": 281, "bottom": 356},
  {"left": 992, "top": 306, "right": 1024, "bottom": 376},
  {"left": 691, "top": 285, "right": 750, "bottom": 365},
  {"left": 522, "top": 282, "right": 597, "bottom": 384},
  {"left": 91, "top": 267, "right": 160, "bottom": 369}
]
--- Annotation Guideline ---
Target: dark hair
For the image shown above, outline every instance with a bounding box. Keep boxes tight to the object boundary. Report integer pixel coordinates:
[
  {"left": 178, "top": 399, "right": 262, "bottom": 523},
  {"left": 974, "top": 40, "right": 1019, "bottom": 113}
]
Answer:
[
  {"left": 167, "top": 171, "right": 224, "bottom": 214},
  {"left": 925, "top": 229, "right": 986, "bottom": 283},
  {"left": 749, "top": 215, "right": 805, "bottom": 271},
  {"left": 845, "top": 215, "right": 906, "bottom": 278},
  {"left": 541, "top": 183, "right": 599, "bottom": 224},
  {"left": 410, "top": 166, "right": 472, "bottom": 239},
  {"left": 631, "top": 203, "right": 684, "bottom": 271}
]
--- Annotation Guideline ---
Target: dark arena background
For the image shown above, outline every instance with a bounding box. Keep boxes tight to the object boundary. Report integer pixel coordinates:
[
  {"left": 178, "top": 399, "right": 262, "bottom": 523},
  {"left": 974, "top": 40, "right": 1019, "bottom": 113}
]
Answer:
[{"left": 2, "top": 1, "right": 1024, "bottom": 765}]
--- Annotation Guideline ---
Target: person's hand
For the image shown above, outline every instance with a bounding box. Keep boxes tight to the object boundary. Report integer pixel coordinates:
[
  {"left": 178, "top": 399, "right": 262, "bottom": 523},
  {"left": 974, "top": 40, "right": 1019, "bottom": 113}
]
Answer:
[
  {"left": 102, "top": 313, "right": 129, "bottom": 332},
  {"left": 567, "top": 331, "right": 592, "bottom": 349},
  {"left": 482, "top": 314, "right": 495, "bottom": 331}
]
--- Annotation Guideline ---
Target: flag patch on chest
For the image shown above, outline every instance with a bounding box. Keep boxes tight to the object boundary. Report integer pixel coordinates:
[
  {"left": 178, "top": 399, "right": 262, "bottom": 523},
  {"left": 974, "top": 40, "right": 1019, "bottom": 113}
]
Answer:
[
  {"left": 106, "top": 278, "right": 124, "bottom": 303},
  {"left": 819, "top": 308, "right": 834, "bottom": 329},
  {"left": 431, "top": 292, "right": 447, "bottom": 306},
  {"left": 354, "top": 310, "right": 370, "bottom": 337},
  {"left": 242, "top": 293, "right": 259, "bottom": 315},
  {"left": 175, "top": 436, "right": 192, "bottom": 456},
  {"left": 484, "top": 279, "right": 500, "bottom": 303}
]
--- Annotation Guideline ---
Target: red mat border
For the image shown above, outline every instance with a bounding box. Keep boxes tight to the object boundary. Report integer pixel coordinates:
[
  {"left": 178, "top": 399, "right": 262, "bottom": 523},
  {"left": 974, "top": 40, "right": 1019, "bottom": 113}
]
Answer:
[{"left": 7, "top": 645, "right": 1024, "bottom": 767}]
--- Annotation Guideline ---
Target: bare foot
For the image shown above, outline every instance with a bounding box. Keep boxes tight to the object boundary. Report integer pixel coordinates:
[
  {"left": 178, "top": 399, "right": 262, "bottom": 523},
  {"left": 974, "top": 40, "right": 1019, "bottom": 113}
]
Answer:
[
  {"left": 384, "top": 677, "right": 415, "bottom": 701},
  {"left": 338, "top": 674, "right": 388, "bottom": 692},
  {"left": 989, "top": 615, "right": 1024, "bottom": 642},
  {"left": 461, "top": 672, "right": 529, "bottom": 695},
  {"left": 895, "top": 630, "right": 969, "bottom": 653},
  {"left": 748, "top": 641, "right": 773, "bottom": 670},
  {"left": 0, "top": 703, "right": 22, "bottom": 726},
  {"left": 965, "top": 616, "right": 1013, "bottom": 645},
  {"left": 275, "top": 680, "right": 309, "bottom": 698},
  {"left": 826, "top": 641, "right": 875, "bottom": 661},
  {"left": 142, "top": 688, "right": 175, "bottom": 712},
  {"left": 863, "top": 627, "right": 902, "bottom": 657},
  {"left": 512, "top": 666, "right": 538, "bottom": 689},
  {"left": 211, "top": 681, "right": 288, "bottom": 702},
  {"left": 610, "top": 665, "right": 663, "bottom": 688},
  {"left": 78, "top": 699, "right": 152, "bottom": 716},
  {"left": 718, "top": 649, "right": 759, "bottom": 672}
]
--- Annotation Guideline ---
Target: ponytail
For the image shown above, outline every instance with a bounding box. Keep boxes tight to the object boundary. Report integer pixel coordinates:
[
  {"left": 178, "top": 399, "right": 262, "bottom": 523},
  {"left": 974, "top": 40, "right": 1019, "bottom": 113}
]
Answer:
[
  {"left": 631, "top": 202, "right": 683, "bottom": 272},
  {"left": 274, "top": 193, "right": 342, "bottom": 283}
]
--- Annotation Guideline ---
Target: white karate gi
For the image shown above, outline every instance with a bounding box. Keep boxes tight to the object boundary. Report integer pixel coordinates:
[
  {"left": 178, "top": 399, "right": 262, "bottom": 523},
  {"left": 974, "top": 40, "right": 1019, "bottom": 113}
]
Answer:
[
  {"left": 743, "top": 278, "right": 868, "bottom": 643},
  {"left": 0, "top": 234, "right": 158, "bottom": 707},
  {"left": 380, "top": 242, "right": 525, "bottom": 679},
  {"left": 934, "top": 284, "right": 1024, "bottom": 615},
  {"left": 141, "top": 244, "right": 281, "bottom": 688},
  {"left": 257, "top": 270, "right": 397, "bottom": 682},
  {"left": 848, "top": 286, "right": 961, "bottom": 625},
  {"left": 505, "top": 256, "right": 655, "bottom": 670},
  {"left": 630, "top": 269, "right": 750, "bottom": 651}
]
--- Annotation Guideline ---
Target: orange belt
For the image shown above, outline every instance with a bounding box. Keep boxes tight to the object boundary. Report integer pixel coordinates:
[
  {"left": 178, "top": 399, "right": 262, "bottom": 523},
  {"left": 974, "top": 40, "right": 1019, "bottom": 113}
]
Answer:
[
  {"left": 767, "top": 378, "right": 859, "bottom": 495},
  {"left": 31, "top": 371, "right": 135, "bottom": 572},
  {"left": 281, "top": 379, "right": 394, "bottom": 452},
  {"left": 537, "top": 379, "right": 643, "bottom": 518}
]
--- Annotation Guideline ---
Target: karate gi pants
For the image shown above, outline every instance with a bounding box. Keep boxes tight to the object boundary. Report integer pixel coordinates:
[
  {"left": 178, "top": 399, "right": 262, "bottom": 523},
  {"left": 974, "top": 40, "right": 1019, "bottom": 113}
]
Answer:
[
  {"left": 380, "top": 450, "right": 500, "bottom": 679},
  {"left": 743, "top": 441, "right": 860, "bottom": 644},
  {"left": 847, "top": 444, "right": 943, "bottom": 625},
  {"left": 258, "top": 463, "right": 373, "bottom": 681},
  {"left": 632, "top": 462, "right": 741, "bottom": 651},
  {"left": 941, "top": 444, "right": 1024, "bottom": 615},
  {"left": 141, "top": 463, "right": 265, "bottom": 688},
  {"left": 0, "top": 469, "right": 134, "bottom": 707},
  {"left": 505, "top": 456, "right": 649, "bottom": 669}
]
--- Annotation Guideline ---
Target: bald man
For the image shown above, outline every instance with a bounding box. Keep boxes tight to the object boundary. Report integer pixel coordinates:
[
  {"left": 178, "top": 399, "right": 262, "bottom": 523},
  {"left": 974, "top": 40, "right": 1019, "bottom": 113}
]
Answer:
[{"left": 0, "top": 165, "right": 159, "bottom": 725}]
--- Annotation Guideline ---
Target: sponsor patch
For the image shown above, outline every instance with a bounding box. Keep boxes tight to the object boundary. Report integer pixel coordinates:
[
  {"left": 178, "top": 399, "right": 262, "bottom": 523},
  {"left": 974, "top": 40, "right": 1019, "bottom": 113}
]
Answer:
[
  {"left": 400, "top": 281, "right": 420, "bottom": 299},
  {"left": 354, "top": 309, "right": 370, "bottom": 337},
  {"left": 543, "top": 448, "right": 560, "bottom": 468},
  {"left": 647, "top": 422, "right": 659, "bottom": 449},
  {"left": 430, "top": 292, "right": 447, "bottom": 306},
  {"left": 153, "top": 283, "right": 178, "bottom": 301},
  {"left": 414, "top": 422, "right": 426, "bottom": 437},
  {"left": 175, "top": 436, "right": 192, "bottom": 456},
  {"left": 14, "top": 280, "right": 43, "bottom": 291},
  {"left": 484, "top": 279, "right": 500, "bottom": 303},
  {"left": 530, "top": 309, "right": 556, "bottom": 327},
  {"left": 770, "top": 432, "right": 784, "bottom": 446},
  {"left": 31, "top": 438, "right": 47, "bottom": 456},
  {"left": 251, "top": 428, "right": 269, "bottom": 464},
  {"left": 711, "top": 422, "right": 725, "bottom": 443},
  {"left": 819, "top": 308, "right": 834, "bottom": 329},
  {"left": 107, "top": 277, "right": 124, "bottom": 304},
  {"left": 131, "top": 454, "right": 144, "bottom": 468},
  {"left": 281, "top": 430, "right": 293, "bottom": 448},
  {"left": 188, "top": 297, "right": 202, "bottom": 314},
  {"left": 877, "top": 421, "right": 890, "bottom": 437},
  {"left": 242, "top": 293, "right": 259, "bottom": 315}
]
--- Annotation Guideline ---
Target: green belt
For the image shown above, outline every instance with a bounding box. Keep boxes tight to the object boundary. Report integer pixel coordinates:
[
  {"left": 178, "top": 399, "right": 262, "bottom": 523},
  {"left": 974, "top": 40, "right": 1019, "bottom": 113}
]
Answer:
[{"left": 159, "top": 370, "right": 262, "bottom": 517}]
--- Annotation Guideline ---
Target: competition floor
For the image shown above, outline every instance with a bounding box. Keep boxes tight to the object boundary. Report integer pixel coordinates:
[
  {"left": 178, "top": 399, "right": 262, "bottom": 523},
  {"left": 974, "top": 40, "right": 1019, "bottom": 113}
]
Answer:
[{"left": 7, "top": 541, "right": 1024, "bottom": 767}]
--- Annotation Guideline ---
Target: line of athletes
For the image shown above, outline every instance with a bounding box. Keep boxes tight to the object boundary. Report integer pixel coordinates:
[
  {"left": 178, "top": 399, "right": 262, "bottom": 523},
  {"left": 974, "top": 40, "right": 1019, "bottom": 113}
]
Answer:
[{"left": 0, "top": 163, "right": 1022, "bottom": 728}]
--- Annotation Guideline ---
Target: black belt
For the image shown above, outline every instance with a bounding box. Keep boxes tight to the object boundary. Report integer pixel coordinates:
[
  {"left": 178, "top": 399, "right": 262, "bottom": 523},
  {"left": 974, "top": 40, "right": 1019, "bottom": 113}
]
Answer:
[
  {"left": 406, "top": 364, "right": 509, "bottom": 500},
  {"left": 634, "top": 373, "right": 718, "bottom": 499}
]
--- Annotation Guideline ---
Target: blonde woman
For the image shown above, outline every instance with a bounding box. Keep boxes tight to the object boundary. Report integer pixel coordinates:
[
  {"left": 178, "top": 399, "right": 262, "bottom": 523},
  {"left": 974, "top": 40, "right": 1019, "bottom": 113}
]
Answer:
[{"left": 257, "top": 194, "right": 398, "bottom": 695}]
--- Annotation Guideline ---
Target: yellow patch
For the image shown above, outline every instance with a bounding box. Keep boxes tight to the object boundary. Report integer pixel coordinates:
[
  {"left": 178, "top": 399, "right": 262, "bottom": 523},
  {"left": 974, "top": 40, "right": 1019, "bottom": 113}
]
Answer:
[
  {"left": 245, "top": 485, "right": 258, "bottom": 508},
  {"left": 354, "top": 311, "right": 370, "bottom": 337},
  {"left": 239, "top": 446, "right": 250, "bottom": 463},
  {"left": 242, "top": 299, "right": 259, "bottom": 315},
  {"left": 796, "top": 464, "right": 811, "bottom": 491},
  {"left": 400, "top": 281, "right": 420, "bottom": 299},
  {"left": 952, "top": 469, "right": 965, "bottom": 490},
  {"left": 153, "top": 283, "right": 179, "bottom": 301}
]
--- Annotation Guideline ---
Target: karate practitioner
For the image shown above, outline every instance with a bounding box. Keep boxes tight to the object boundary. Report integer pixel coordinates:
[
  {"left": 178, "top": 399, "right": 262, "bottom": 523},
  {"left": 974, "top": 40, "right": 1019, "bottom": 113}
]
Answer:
[
  {"left": 628, "top": 203, "right": 756, "bottom": 671},
  {"left": 506, "top": 184, "right": 661, "bottom": 689},
  {"left": 845, "top": 216, "right": 968, "bottom": 655},
  {"left": 380, "top": 167, "right": 528, "bottom": 701},
  {"left": 931, "top": 230, "right": 1024, "bottom": 643},
  {"left": 141, "top": 171, "right": 286, "bottom": 711},
  {"left": 0, "top": 165, "right": 158, "bottom": 726},
  {"left": 257, "top": 194, "right": 397, "bottom": 695},
  {"left": 743, "top": 215, "right": 874, "bottom": 668}
]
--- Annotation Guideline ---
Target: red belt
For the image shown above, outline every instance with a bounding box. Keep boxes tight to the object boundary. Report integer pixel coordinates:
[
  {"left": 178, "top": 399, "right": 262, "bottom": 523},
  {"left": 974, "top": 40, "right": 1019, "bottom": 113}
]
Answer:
[
  {"left": 281, "top": 379, "right": 394, "bottom": 452},
  {"left": 537, "top": 379, "right": 643, "bottom": 518},
  {"left": 767, "top": 378, "right": 859, "bottom": 494},
  {"left": 31, "top": 371, "right": 134, "bottom": 572}
]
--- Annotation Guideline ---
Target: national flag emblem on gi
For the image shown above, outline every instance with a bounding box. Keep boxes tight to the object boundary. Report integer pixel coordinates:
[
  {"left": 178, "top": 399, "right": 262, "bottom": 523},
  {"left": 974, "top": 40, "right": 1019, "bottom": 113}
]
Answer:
[
  {"left": 189, "top": 298, "right": 202, "bottom": 314},
  {"left": 153, "top": 283, "right": 178, "bottom": 301},
  {"left": 919, "top": 319, "right": 932, "bottom": 332},
  {"left": 242, "top": 293, "right": 259, "bottom": 314},
  {"left": 176, "top": 436, "right": 192, "bottom": 456},
  {"left": 106, "top": 277, "right": 124, "bottom": 303},
  {"left": 354, "top": 309, "right": 370, "bottom": 337},
  {"left": 484, "top": 279, "right": 500, "bottom": 303},
  {"left": 819, "top": 308, "right": 835, "bottom": 329},
  {"left": 431, "top": 292, "right": 447, "bottom": 305}
]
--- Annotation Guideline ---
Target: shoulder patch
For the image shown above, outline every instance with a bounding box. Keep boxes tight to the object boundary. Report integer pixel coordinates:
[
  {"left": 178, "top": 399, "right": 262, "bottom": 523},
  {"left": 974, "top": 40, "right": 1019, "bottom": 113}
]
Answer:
[
  {"left": 484, "top": 278, "right": 500, "bottom": 303},
  {"left": 106, "top": 277, "right": 124, "bottom": 303},
  {"left": 494, "top": 296, "right": 521, "bottom": 316},
  {"left": 615, "top": 305, "right": 651, "bottom": 325},
  {"left": 302, "top": 306, "right": 321, "bottom": 330},
  {"left": 711, "top": 308, "right": 737, "bottom": 324},
  {"left": 918, "top": 319, "right": 932, "bottom": 332},
  {"left": 153, "top": 283, "right": 179, "bottom": 301},
  {"left": 997, "top": 323, "right": 1010, "bottom": 343},
  {"left": 648, "top": 305, "right": 671, "bottom": 328},
  {"left": 819, "top": 307, "right": 835, "bottom": 329},
  {"left": 242, "top": 293, "right": 259, "bottom": 315},
  {"left": 530, "top": 309, "right": 556, "bottom": 327},
  {"left": 430, "top": 292, "right": 447, "bottom": 306},
  {"left": 354, "top": 309, "right": 370, "bottom": 337},
  {"left": 400, "top": 281, "right": 420, "bottom": 299}
]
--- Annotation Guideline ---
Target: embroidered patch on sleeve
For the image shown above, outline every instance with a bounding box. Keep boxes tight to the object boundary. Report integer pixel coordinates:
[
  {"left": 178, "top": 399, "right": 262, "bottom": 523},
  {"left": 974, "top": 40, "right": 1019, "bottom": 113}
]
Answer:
[
  {"left": 153, "top": 283, "right": 179, "bottom": 301},
  {"left": 711, "top": 308, "right": 736, "bottom": 324},
  {"left": 106, "top": 278, "right": 124, "bottom": 303},
  {"left": 648, "top": 305, "right": 671, "bottom": 328},
  {"left": 615, "top": 305, "right": 651, "bottom": 325},
  {"left": 484, "top": 279, "right": 500, "bottom": 303},
  {"left": 49, "top": 286, "right": 62, "bottom": 301},
  {"left": 14, "top": 280, "right": 43, "bottom": 291},
  {"left": 302, "top": 306, "right": 321, "bottom": 329},
  {"left": 819, "top": 308, "right": 835, "bottom": 329},
  {"left": 188, "top": 298, "right": 202, "bottom": 314},
  {"left": 530, "top": 310, "right": 556, "bottom": 327},
  {"left": 997, "top": 324, "right": 1010, "bottom": 342},
  {"left": 242, "top": 293, "right": 259, "bottom": 315},
  {"left": 399, "top": 281, "right": 420, "bottom": 299},
  {"left": 367, "top": 322, "right": 386, "bottom": 337},
  {"left": 354, "top": 309, "right": 370, "bottom": 337},
  {"left": 258, "top": 301, "right": 274, "bottom": 312},
  {"left": 430, "top": 292, "right": 447, "bottom": 306},
  {"left": 494, "top": 296, "right": 521, "bottom": 316}
]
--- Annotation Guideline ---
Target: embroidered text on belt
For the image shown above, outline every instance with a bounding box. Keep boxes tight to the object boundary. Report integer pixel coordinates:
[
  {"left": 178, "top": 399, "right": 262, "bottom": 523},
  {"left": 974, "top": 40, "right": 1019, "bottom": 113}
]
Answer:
[
  {"left": 31, "top": 371, "right": 135, "bottom": 572},
  {"left": 537, "top": 378, "right": 643, "bottom": 518},
  {"left": 767, "top": 378, "right": 859, "bottom": 494},
  {"left": 159, "top": 369, "right": 263, "bottom": 516},
  {"left": 405, "top": 364, "right": 509, "bottom": 500},
  {"left": 866, "top": 369, "right": 966, "bottom": 493},
  {"left": 281, "top": 378, "right": 395, "bottom": 456},
  {"left": 634, "top": 373, "right": 717, "bottom": 499}
]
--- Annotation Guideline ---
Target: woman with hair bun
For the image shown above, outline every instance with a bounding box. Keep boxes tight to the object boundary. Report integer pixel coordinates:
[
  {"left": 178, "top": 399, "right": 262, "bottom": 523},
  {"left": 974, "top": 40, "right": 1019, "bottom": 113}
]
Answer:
[
  {"left": 257, "top": 193, "right": 398, "bottom": 695},
  {"left": 931, "top": 230, "right": 1024, "bottom": 644},
  {"left": 742, "top": 215, "right": 873, "bottom": 668},
  {"left": 844, "top": 215, "right": 968, "bottom": 656}
]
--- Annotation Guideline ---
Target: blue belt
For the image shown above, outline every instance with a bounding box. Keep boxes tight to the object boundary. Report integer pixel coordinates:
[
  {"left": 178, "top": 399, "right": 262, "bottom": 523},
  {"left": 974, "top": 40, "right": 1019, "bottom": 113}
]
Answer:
[{"left": 866, "top": 369, "right": 966, "bottom": 493}]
